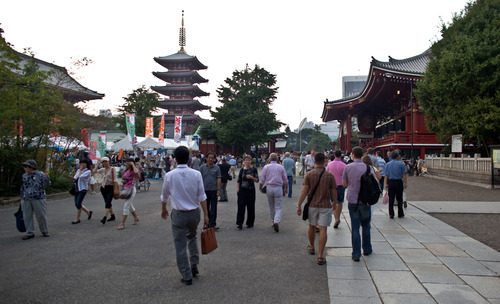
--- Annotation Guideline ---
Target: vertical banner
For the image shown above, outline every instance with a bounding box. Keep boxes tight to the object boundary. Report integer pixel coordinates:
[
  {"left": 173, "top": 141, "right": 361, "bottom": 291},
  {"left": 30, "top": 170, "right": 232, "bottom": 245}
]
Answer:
[
  {"left": 125, "top": 114, "right": 136, "bottom": 145},
  {"left": 145, "top": 117, "right": 154, "bottom": 138},
  {"left": 97, "top": 132, "right": 107, "bottom": 159},
  {"left": 174, "top": 115, "right": 182, "bottom": 143},
  {"left": 158, "top": 114, "right": 165, "bottom": 144},
  {"left": 81, "top": 129, "right": 89, "bottom": 147},
  {"left": 89, "top": 141, "right": 97, "bottom": 160}
]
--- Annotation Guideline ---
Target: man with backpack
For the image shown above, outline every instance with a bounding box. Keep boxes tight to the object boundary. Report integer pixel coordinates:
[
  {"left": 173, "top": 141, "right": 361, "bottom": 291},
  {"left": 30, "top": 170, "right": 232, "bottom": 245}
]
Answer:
[{"left": 342, "top": 146, "right": 375, "bottom": 262}]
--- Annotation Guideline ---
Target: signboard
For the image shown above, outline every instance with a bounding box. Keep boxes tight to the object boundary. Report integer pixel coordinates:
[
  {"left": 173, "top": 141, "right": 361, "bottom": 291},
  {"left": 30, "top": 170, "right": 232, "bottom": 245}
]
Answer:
[
  {"left": 451, "top": 134, "right": 462, "bottom": 153},
  {"left": 493, "top": 149, "right": 500, "bottom": 169}
]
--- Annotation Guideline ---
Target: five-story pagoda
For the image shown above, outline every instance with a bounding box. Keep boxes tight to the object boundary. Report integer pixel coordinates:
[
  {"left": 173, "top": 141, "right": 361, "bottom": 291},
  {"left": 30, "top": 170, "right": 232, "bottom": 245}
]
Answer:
[{"left": 151, "top": 11, "right": 210, "bottom": 138}]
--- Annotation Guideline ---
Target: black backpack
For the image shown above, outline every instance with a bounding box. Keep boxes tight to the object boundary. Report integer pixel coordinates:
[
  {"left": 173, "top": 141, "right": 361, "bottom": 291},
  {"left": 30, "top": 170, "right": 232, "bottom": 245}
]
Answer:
[{"left": 358, "top": 164, "right": 381, "bottom": 205}]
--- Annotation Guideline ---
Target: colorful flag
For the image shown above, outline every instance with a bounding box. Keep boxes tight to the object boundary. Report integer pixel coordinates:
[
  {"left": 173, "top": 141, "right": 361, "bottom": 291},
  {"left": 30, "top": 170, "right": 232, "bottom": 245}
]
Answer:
[
  {"left": 81, "top": 129, "right": 89, "bottom": 147},
  {"left": 145, "top": 117, "right": 154, "bottom": 138},
  {"left": 174, "top": 115, "right": 182, "bottom": 143},
  {"left": 125, "top": 114, "right": 136, "bottom": 145},
  {"left": 158, "top": 114, "right": 165, "bottom": 144},
  {"left": 97, "top": 132, "right": 107, "bottom": 159},
  {"left": 89, "top": 141, "right": 97, "bottom": 160}
]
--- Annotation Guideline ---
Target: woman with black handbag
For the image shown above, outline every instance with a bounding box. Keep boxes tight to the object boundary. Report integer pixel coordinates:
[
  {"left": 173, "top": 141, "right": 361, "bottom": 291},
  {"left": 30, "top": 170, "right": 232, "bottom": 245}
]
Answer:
[
  {"left": 117, "top": 158, "right": 140, "bottom": 230},
  {"left": 236, "top": 155, "right": 259, "bottom": 230},
  {"left": 68, "top": 159, "right": 93, "bottom": 224}
]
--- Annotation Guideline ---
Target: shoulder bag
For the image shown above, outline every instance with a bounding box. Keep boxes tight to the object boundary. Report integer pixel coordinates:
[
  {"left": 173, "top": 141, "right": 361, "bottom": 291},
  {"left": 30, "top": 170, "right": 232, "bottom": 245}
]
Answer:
[
  {"left": 69, "top": 178, "right": 78, "bottom": 196},
  {"left": 302, "top": 169, "right": 325, "bottom": 221}
]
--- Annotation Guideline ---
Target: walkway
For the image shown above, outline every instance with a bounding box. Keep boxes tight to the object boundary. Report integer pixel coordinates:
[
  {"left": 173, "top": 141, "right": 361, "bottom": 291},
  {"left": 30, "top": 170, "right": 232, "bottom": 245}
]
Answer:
[{"left": 326, "top": 201, "right": 500, "bottom": 303}]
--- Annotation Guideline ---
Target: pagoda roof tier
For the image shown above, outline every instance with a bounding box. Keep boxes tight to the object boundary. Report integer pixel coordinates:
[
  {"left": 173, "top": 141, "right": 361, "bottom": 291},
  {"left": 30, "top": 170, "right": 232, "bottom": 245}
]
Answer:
[
  {"left": 163, "top": 114, "right": 203, "bottom": 121},
  {"left": 152, "top": 71, "right": 208, "bottom": 84},
  {"left": 151, "top": 85, "right": 209, "bottom": 97},
  {"left": 154, "top": 52, "right": 207, "bottom": 70},
  {"left": 322, "top": 49, "right": 430, "bottom": 122},
  {"left": 159, "top": 99, "right": 211, "bottom": 110}
]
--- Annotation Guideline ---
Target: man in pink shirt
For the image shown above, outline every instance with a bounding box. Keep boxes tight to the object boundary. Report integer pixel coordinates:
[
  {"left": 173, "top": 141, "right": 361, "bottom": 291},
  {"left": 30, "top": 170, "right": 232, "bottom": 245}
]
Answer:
[
  {"left": 326, "top": 150, "right": 346, "bottom": 228},
  {"left": 260, "top": 153, "right": 288, "bottom": 232}
]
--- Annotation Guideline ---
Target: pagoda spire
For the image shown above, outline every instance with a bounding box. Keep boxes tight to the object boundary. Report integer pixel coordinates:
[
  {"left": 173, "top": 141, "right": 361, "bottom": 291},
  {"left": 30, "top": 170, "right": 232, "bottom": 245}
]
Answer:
[{"left": 179, "top": 10, "right": 186, "bottom": 53}]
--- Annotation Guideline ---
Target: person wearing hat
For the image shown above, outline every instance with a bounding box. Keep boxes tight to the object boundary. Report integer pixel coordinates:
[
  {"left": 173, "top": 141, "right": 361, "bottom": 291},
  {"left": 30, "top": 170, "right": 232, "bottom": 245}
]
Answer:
[
  {"left": 20, "top": 160, "right": 51, "bottom": 240},
  {"left": 68, "top": 158, "right": 93, "bottom": 224},
  {"left": 93, "top": 157, "right": 117, "bottom": 224}
]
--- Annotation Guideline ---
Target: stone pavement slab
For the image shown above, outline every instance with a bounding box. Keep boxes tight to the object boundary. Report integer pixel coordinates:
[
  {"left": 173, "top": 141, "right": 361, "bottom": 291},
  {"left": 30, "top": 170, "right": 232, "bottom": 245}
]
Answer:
[
  {"left": 411, "top": 201, "right": 500, "bottom": 214},
  {"left": 326, "top": 202, "right": 499, "bottom": 304}
]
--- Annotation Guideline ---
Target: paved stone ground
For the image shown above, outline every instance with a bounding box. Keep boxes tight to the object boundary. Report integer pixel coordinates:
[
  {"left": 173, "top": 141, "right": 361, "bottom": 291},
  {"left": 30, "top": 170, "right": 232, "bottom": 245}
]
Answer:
[
  {"left": 326, "top": 175, "right": 500, "bottom": 303},
  {"left": 405, "top": 176, "right": 500, "bottom": 252}
]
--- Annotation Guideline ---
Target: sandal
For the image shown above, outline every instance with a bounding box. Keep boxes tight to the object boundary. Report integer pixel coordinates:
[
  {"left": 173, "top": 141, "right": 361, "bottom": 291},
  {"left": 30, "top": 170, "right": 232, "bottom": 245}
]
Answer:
[
  {"left": 317, "top": 257, "right": 326, "bottom": 265},
  {"left": 133, "top": 217, "right": 140, "bottom": 225},
  {"left": 117, "top": 225, "right": 125, "bottom": 230},
  {"left": 307, "top": 245, "right": 315, "bottom": 255}
]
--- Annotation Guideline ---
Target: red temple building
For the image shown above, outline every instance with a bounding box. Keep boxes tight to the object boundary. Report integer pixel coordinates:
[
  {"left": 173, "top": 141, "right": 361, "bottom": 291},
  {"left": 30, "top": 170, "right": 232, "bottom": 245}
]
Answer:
[
  {"left": 151, "top": 11, "right": 210, "bottom": 138},
  {"left": 322, "top": 49, "right": 444, "bottom": 159}
]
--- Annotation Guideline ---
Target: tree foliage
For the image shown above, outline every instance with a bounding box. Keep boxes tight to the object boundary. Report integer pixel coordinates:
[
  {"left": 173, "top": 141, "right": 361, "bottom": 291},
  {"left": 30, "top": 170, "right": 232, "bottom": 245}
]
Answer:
[
  {"left": 415, "top": 0, "right": 500, "bottom": 151},
  {"left": 211, "top": 64, "right": 282, "bottom": 152},
  {"left": 118, "top": 86, "right": 161, "bottom": 137},
  {"left": 0, "top": 27, "right": 87, "bottom": 195}
]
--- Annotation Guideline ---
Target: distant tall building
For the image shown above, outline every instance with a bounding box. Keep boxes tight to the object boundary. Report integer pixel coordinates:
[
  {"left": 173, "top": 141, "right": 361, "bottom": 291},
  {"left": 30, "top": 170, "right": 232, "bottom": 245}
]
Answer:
[
  {"left": 342, "top": 75, "right": 367, "bottom": 98},
  {"left": 151, "top": 11, "right": 210, "bottom": 138},
  {"left": 319, "top": 121, "right": 339, "bottom": 140}
]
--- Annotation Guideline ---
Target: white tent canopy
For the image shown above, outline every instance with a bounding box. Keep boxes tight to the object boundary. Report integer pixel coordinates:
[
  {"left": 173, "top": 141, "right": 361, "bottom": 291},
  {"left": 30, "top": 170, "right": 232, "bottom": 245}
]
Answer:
[
  {"left": 109, "top": 136, "right": 198, "bottom": 152},
  {"left": 136, "top": 137, "right": 163, "bottom": 149},
  {"left": 110, "top": 136, "right": 133, "bottom": 152}
]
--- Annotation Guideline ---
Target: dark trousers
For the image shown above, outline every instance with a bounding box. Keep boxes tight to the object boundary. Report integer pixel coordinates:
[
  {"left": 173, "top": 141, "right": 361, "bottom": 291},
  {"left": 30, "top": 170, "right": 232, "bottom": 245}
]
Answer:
[
  {"left": 388, "top": 179, "right": 404, "bottom": 217},
  {"left": 205, "top": 190, "right": 218, "bottom": 227},
  {"left": 236, "top": 188, "right": 256, "bottom": 227},
  {"left": 100, "top": 185, "right": 114, "bottom": 209}
]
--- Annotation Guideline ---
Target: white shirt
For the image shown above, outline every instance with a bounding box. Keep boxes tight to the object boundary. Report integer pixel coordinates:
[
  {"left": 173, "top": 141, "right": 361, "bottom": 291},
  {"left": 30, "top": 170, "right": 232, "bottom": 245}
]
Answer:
[
  {"left": 161, "top": 164, "right": 207, "bottom": 211},
  {"left": 74, "top": 168, "right": 91, "bottom": 191}
]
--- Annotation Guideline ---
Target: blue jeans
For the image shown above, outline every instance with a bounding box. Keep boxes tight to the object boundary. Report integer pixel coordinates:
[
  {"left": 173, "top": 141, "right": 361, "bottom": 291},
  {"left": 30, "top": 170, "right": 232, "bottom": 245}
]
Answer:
[
  {"left": 348, "top": 203, "right": 372, "bottom": 259},
  {"left": 282, "top": 176, "right": 293, "bottom": 197},
  {"left": 74, "top": 190, "right": 87, "bottom": 210}
]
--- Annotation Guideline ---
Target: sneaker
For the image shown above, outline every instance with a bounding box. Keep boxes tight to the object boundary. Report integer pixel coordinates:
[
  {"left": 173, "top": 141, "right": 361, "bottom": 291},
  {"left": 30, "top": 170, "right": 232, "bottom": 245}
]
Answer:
[
  {"left": 108, "top": 214, "right": 116, "bottom": 222},
  {"left": 91, "top": 191, "right": 96, "bottom": 195}
]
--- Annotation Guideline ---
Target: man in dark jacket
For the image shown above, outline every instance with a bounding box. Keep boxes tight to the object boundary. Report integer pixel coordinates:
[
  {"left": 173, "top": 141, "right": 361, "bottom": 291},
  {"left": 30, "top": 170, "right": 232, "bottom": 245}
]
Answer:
[{"left": 218, "top": 157, "right": 231, "bottom": 202}]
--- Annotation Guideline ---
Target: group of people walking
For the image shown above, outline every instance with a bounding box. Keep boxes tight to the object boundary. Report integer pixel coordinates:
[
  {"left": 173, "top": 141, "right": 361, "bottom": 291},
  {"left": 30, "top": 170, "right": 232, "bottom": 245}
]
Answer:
[{"left": 19, "top": 145, "right": 408, "bottom": 286}]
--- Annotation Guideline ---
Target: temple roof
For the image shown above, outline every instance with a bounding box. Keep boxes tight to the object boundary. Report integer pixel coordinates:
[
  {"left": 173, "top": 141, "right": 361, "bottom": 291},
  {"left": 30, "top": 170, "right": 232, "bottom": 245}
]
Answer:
[
  {"left": 371, "top": 48, "right": 431, "bottom": 76},
  {"left": 322, "top": 49, "right": 430, "bottom": 122},
  {"left": 154, "top": 52, "right": 207, "bottom": 70},
  {"left": 151, "top": 85, "right": 209, "bottom": 97},
  {"left": 152, "top": 70, "right": 208, "bottom": 84},
  {"left": 12, "top": 51, "right": 104, "bottom": 103}
]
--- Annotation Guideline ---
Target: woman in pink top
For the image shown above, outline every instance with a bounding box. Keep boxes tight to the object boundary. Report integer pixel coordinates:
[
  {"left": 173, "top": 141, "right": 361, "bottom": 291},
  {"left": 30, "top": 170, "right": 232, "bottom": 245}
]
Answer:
[{"left": 117, "top": 159, "right": 140, "bottom": 230}]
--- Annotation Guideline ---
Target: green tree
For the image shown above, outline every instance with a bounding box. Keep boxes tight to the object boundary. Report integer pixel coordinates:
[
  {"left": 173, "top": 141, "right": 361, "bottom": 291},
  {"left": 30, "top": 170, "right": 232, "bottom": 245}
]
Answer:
[
  {"left": 306, "top": 129, "right": 333, "bottom": 152},
  {"left": 415, "top": 0, "right": 500, "bottom": 153},
  {"left": 211, "top": 64, "right": 282, "bottom": 152},
  {"left": 0, "top": 27, "right": 86, "bottom": 195},
  {"left": 118, "top": 86, "right": 161, "bottom": 137},
  {"left": 197, "top": 120, "right": 219, "bottom": 140}
]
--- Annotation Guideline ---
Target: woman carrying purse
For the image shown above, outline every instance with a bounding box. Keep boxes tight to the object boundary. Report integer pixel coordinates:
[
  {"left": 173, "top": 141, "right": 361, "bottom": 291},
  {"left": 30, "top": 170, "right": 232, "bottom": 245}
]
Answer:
[{"left": 117, "top": 158, "right": 140, "bottom": 230}]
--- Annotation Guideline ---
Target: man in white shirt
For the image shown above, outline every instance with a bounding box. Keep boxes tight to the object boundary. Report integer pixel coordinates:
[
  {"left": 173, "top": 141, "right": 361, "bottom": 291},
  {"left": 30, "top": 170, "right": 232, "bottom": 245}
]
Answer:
[{"left": 161, "top": 146, "right": 209, "bottom": 285}]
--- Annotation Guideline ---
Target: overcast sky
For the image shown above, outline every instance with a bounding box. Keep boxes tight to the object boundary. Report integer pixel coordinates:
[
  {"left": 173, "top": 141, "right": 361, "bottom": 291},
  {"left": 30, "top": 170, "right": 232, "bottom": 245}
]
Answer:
[{"left": 1, "top": 0, "right": 470, "bottom": 130}]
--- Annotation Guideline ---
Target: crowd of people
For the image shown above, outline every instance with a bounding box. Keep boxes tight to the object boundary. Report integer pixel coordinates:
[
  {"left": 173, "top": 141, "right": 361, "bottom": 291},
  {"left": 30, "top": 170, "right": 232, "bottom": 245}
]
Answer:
[{"left": 19, "top": 145, "right": 415, "bottom": 285}]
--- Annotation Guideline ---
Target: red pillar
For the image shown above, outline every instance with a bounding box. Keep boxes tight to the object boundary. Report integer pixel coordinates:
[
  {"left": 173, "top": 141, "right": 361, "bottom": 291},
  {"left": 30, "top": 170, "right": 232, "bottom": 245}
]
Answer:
[{"left": 346, "top": 115, "right": 352, "bottom": 153}]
